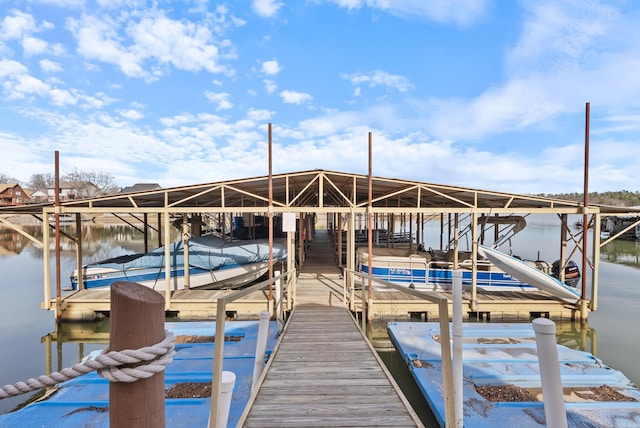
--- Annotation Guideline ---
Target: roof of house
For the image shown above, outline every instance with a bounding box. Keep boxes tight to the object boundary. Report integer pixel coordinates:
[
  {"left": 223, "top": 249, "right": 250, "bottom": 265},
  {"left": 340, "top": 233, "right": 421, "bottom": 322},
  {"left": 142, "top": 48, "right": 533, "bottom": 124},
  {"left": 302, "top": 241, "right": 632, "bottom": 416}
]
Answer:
[
  {"left": 119, "top": 183, "right": 162, "bottom": 193},
  {"left": 0, "top": 183, "right": 23, "bottom": 193}
]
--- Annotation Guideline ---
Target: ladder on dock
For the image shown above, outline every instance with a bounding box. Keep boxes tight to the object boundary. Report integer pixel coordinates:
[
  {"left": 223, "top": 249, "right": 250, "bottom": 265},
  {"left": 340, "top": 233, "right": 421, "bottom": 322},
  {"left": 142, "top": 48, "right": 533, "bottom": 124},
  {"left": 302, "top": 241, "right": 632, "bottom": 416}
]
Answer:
[{"left": 239, "top": 302, "right": 422, "bottom": 427}]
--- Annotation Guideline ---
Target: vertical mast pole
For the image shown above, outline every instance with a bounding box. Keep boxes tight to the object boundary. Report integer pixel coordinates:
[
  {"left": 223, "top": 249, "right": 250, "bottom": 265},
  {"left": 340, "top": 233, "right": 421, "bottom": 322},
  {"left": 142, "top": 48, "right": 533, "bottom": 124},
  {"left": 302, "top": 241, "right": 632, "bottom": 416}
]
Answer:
[
  {"left": 581, "top": 102, "right": 590, "bottom": 322},
  {"left": 54, "top": 151, "right": 61, "bottom": 320},
  {"left": 268, "top": 123, "right": 274, "bottom": 305},
  {"left": 367, "top": 132, "right": 373, "bottom": 323}
]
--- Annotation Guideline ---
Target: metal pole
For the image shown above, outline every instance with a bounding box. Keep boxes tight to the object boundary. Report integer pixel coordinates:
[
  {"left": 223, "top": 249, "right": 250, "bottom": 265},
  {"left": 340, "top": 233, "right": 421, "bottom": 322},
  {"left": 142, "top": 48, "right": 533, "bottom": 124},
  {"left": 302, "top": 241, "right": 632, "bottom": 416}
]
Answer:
[
  {"left": 581, "top": 102, "right": 590, "bottom": 322},
  {"left": 268, "top": 123, "right": 274, "bottom": 301},
  {"left": 54, "top": 151, "right": 61, "bottom": 320},
  {"left": 367, "top": 132, "right": 373, "bottom": 323}
]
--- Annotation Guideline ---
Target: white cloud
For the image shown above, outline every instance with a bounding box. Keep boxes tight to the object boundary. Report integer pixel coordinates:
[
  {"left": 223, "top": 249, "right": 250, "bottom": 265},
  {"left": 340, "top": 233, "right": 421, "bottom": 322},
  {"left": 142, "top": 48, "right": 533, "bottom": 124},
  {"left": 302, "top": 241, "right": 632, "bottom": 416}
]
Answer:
[
  {"left": 252, "top": 0, "right": 284, "bottom": 18},
  {"left": 129, "top": 12, "right": 224, "bottom": 73},
  {"left": 49, "top": 88, "right": 77, "bottom": 106},
  {"left": 261, "top": 59, "right": 281, "bottom": 75},
  {"left": 119, "top": 109, "right": 144, "bottom": 120},
  {"left": 342, "top": 70, "right": 414, "bottom": 92},
  {"left": 280, "top": 90, "right": 312, "bottom": 105},
  {"left": 38, "top": 0, "right": 86, "bottom": 7},
  {"left": 40, "top": 59, "right": 63, "bottom": 73},
  {"left": 328, "top": 0, "right": 489, "bottom": 25},
  {"left": 247, "top": 108, "right": 273, "bottom": 121},
  {"left": 22, "top": 37, "right": 48, "bottom": 57},
  {"left": 505, "top": 1, "right": 620, "bottom": 76},
  {"left": 264, "top": 79, "right": 277, "bottom": 94},
  {"left": 0, "top": 11, "right": 37, "bottom": 40},
  {"left": 0, "top": 59, "right": 51, "bottom": 100},
  {"left": 0, "top": 59, "right": 28, "bottom": 76},
  {"left": 67, "top": 10, "right": 230, "bottom": 80},
  {"left": 205, "top": 91, "right": 233, "bottom": 110}
]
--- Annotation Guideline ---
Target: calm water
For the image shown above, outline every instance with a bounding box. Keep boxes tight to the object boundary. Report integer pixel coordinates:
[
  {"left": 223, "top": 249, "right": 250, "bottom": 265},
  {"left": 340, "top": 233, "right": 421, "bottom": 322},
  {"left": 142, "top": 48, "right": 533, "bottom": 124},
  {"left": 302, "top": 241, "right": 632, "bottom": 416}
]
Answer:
[{"left": 1, "top": 217, "right": 639, "bottom": 420}]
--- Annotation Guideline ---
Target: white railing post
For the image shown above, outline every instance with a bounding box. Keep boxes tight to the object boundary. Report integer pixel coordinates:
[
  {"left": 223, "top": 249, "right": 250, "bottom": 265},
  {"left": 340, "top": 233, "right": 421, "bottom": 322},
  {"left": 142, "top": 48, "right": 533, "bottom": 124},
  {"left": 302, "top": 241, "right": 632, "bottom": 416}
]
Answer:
[
  {"left": 252, "top": 310, "right": 271, "bottom": 393},
  {"left": 452, "top": 271, "right": 463, "bottom": 428},
  {"left": 533, "top": 318, "right": 568, "bottom": 428},
  {"left": 275, "top": 270, "right": 282, "bottom": 322}
]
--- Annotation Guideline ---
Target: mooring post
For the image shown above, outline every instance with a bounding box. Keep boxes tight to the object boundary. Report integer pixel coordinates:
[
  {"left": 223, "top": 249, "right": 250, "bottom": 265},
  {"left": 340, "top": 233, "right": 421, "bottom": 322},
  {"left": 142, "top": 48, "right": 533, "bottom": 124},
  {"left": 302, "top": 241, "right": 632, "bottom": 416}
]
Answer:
[{"left": 110, "top": 282, "right": 166, "bottom": 428}]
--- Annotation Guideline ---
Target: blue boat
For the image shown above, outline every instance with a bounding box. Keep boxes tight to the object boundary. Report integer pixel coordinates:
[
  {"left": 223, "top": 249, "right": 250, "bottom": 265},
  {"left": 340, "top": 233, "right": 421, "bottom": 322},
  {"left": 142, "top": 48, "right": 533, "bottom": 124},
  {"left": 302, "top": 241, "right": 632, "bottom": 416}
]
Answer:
[
  {"left": 356, "top": 246, "right": 580, "bottom": 295},
  {"left": 387, "top": 322, "right": 640, "bottom": 427},
  {"left": 0, "top": 320, "right": 280, "bottom": 428},
  {"left": 70, "top": 236, "right": 287, "bottom": 291}
]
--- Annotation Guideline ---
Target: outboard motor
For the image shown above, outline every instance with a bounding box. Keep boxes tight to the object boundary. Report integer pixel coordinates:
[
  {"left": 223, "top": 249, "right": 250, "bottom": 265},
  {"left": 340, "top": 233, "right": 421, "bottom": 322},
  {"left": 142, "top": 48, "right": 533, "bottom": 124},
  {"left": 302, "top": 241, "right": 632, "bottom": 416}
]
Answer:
[{"left": 552, "top": 260, "right": 581, "bottom": 287}]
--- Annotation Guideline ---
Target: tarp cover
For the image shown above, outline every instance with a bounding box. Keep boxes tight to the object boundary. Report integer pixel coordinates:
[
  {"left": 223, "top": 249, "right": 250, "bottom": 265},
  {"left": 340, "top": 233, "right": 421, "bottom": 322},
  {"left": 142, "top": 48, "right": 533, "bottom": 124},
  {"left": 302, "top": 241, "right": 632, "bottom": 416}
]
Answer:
[{"left": 89, "top": 236, "right": 287, "bottom": 271}]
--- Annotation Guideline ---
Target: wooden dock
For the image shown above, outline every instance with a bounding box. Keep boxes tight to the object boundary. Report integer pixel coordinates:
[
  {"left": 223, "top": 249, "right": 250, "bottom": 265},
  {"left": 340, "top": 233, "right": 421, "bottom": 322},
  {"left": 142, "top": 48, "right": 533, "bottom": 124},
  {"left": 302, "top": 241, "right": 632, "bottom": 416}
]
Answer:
[
  {"left": 239, "top": 303, "right": 422, "bottom": 427},
  {"left": 48, "top": 227, "right": 581, "bottom": 321},
  {"left": 238, "top": 231, "right": 422, "bottom": 426},
  {"left": 50, "top": 288, "right": 273, "bottom": 321}
]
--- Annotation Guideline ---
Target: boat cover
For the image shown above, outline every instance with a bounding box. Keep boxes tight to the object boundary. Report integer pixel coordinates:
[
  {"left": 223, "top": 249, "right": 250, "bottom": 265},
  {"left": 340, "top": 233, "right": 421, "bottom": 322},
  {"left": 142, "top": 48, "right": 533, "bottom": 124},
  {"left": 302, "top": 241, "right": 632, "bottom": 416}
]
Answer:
[{"left": 88, "top": 236, "right": 287, "bottom": 271}]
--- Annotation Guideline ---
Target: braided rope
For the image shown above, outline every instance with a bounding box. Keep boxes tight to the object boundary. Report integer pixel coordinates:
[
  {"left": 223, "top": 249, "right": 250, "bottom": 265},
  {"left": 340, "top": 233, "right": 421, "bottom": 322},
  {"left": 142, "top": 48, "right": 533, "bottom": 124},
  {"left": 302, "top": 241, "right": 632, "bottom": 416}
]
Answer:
[{"left": 0, "top": 331, "right": 175, "bottom": 399}]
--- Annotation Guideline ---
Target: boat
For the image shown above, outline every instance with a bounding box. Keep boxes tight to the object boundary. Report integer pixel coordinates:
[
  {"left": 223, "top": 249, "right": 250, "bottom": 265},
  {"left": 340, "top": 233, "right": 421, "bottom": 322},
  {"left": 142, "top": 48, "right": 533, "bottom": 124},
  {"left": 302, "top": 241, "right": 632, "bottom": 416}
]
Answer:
[
  {"left": 477, "top": 245, "right": 581, "bottom": 304},
  {"left": 70, "top": 236, "right": 287, "bottom": 291},
  {"left": 356, "top": 245, "right": 581, "bottom": 300}
]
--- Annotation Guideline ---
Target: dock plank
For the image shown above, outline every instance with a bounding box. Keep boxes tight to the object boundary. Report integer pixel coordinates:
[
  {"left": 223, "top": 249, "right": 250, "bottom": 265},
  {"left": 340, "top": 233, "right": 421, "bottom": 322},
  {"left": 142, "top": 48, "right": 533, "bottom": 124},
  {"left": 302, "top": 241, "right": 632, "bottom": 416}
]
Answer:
[{"left": 240, "top": 303, "right": 422, "bottom": 427}]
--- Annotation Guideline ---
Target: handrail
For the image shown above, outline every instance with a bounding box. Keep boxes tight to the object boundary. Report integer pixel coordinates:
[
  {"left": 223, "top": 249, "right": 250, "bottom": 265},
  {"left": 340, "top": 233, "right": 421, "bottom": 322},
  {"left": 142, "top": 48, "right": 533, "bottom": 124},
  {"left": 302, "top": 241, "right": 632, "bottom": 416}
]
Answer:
[
  {"left": 209, "top": 269, "right": 294, "bottom": 428},
  {"left": 344, "top": 269, "right": 456, "bottom": 428}
]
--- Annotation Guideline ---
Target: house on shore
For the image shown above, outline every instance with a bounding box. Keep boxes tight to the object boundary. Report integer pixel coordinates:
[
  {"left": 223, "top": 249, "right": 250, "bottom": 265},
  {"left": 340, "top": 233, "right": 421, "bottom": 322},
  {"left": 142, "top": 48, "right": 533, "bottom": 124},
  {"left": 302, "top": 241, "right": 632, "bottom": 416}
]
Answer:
[{"left": 0, "top": 183, "right": 29, "bottom": 206}]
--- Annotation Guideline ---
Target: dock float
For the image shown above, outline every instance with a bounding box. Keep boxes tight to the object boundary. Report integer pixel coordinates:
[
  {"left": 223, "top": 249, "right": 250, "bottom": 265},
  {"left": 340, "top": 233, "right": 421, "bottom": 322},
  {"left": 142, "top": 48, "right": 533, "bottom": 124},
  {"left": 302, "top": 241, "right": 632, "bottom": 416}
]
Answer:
[
  {"left": 388, "top": 322, "right": 640, "bottom": 427},
  {"left": 0, "top": 320, "right": 280, "bottom": 428},
  {"left": 239, "top": 303, "right": 422, "bottom": 427}
]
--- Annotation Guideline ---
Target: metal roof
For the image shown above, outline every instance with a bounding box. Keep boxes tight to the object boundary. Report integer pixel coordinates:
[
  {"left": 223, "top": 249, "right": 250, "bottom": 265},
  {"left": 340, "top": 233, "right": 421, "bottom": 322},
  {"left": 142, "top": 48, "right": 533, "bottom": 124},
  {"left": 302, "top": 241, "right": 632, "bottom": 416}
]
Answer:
[{"left": 1, "top": 169, "right": 639, "bottom": 216}]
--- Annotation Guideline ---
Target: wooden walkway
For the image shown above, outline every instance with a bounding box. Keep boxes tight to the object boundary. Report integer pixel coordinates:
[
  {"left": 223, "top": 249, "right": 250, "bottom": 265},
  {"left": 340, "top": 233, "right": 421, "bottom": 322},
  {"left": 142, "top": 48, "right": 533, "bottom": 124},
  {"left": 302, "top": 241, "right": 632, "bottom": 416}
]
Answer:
[
  {"left": 239, "top": 229, "right": 422, "bottom": 427},
  {"left": 239, "top": 304, "right": 422, "bottom": 427}
]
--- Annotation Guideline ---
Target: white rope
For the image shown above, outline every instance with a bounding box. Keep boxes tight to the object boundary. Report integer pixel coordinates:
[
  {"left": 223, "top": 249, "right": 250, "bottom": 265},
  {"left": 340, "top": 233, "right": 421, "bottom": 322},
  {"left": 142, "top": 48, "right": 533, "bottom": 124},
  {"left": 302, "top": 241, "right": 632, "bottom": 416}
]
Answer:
[{"left": 0, "top": 331, "right": 175, "bottom": 399}]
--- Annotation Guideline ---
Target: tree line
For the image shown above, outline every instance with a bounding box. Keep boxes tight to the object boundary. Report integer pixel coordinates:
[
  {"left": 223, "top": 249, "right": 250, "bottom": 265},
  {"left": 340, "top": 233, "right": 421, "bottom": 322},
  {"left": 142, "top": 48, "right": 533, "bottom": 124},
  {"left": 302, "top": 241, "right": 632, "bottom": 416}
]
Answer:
[
  {"left": 0, "top": 168, "right": 119, "bottom": 195},
  {"left": 536, "top": 191, "right": 640, "bottom": 207}
]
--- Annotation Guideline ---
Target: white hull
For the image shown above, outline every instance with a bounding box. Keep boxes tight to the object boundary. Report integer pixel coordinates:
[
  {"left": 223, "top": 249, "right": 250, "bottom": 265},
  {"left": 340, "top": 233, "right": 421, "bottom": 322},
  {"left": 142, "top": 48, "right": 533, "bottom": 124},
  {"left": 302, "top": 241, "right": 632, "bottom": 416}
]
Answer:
[
  {"left": 73, "top": 262, "right": 270, "bottom": 291},
  {"left": 477, "top": 245, "right": 581, "bottom": 304}
]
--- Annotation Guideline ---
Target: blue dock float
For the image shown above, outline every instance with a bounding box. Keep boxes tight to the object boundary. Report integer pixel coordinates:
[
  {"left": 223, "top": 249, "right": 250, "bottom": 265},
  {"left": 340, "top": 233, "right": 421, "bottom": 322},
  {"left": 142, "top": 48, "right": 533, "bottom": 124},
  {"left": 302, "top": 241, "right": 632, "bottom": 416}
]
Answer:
[
  {"left": 0, "top": 320, "right": 280, "bottom": 428},
  {"left": 387, "top": 322, "right": 640, "bottom": 427}
]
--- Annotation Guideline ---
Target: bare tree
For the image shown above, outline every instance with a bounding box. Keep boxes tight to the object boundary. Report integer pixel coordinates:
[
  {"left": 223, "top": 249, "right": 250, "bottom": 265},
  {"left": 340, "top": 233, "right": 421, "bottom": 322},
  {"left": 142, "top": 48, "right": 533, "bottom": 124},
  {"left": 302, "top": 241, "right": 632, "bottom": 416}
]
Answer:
[
  {"left": 0, "top": 173, "right": 21, "bottom": 184},
  {"left": 62, "top": 167, "right": 118, "bottom": 195},
  {"left": 27, "top": 173, "right": 54, "bottom": 192}
]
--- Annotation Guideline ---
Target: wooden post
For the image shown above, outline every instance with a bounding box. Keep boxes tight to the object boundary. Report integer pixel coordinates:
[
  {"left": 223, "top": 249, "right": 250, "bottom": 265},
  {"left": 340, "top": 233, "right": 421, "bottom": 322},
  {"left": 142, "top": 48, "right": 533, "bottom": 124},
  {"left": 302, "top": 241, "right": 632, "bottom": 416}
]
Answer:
[{"left": 110, "top": 282, "right": 166, "bottom": 428}]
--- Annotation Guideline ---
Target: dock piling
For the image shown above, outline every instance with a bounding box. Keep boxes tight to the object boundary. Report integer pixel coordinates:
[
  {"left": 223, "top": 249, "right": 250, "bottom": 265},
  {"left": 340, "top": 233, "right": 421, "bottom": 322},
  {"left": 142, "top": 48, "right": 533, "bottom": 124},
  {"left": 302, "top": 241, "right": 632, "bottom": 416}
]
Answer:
[{"left": 109, "top": 281, "right": 166, "bottom": 428}]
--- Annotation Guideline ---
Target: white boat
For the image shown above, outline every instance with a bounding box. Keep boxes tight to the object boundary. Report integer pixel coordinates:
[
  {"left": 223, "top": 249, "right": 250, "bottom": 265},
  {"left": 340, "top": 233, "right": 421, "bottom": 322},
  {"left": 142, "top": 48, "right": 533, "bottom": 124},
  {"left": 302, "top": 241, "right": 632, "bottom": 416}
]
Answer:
[
  {"left": 70, "top": 236, "right": 287, "bottom": 291},
  {"left": 477, "top": 244, "right": 581, "bottom": 304}
]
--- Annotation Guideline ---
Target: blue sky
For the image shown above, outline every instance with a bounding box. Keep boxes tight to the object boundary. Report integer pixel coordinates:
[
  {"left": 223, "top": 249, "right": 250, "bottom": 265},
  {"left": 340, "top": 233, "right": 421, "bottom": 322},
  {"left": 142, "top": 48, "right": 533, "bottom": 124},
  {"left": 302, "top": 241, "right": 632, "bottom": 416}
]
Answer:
[{"left": 1, "top": 0, "right": 639, "bottom": 194}]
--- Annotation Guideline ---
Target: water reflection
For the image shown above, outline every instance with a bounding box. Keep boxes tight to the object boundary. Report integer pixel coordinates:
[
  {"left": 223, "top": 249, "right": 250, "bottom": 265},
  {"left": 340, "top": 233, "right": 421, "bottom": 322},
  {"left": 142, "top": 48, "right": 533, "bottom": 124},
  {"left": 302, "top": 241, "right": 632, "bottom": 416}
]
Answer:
[{"left": 600, "top": 240, "right": 640, "bottom": 267}]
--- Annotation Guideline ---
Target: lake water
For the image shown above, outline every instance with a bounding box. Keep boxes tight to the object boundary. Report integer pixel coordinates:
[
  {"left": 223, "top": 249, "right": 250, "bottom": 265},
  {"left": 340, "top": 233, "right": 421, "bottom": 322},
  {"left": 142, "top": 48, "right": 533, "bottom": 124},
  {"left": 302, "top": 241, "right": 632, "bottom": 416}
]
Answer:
[{"left": 1, "top": 217, "right": 639, "bottom": 421}]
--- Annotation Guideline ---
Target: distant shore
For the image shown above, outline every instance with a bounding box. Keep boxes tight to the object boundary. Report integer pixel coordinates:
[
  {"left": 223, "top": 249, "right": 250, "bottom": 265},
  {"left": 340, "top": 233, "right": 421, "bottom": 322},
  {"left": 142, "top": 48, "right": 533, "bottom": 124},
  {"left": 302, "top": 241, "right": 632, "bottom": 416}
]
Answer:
[{"left": 1, "top": 213, "right": 160, "bottom": 227}]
